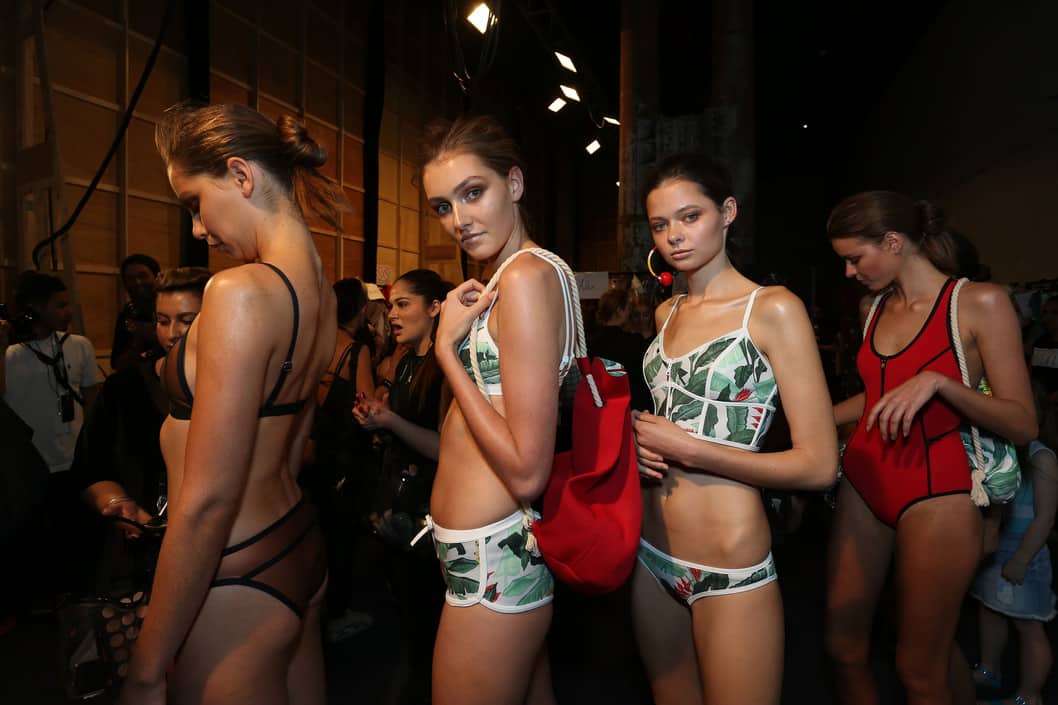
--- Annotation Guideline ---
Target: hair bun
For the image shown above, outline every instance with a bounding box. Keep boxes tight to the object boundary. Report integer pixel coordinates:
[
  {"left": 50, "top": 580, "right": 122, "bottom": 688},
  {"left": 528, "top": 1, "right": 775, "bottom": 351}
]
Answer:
[
  {"left": 276, "top": 115, "right": 327, "bottom": 168},
  {"left": 914, "top": 199, "right": 946, "bottom": 238}
]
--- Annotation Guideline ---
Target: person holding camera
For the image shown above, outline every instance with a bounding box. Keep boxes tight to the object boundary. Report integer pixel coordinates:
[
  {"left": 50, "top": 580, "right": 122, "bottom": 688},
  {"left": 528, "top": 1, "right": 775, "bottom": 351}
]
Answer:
[
  {"left": 1, "top": 270, "right": 100, "bottom": 599},
  {"left": 111, "top": 254, "right": 163, "bottom": 372}
]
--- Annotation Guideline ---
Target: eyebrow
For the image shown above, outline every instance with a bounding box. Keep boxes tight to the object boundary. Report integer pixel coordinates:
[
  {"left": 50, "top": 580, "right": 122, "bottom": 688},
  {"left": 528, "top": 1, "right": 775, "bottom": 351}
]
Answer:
[
  {"left": 427, "top": 176, "right": 484, "bottom": 206},
  {"left": 649, "top": 204, "right": 701, "bottom": 221}
]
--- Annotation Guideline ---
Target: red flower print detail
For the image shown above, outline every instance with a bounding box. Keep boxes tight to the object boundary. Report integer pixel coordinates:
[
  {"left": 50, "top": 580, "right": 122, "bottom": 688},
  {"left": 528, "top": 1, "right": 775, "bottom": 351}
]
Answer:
[
  {"left": 735, "top": 389, "right": 752, "bottom": 402},
  {"left": 690, "top": 568, "right": 703, "bottom": 580},
  {"left": 674, "top": 576, "right": 693, "bottom": 599}
]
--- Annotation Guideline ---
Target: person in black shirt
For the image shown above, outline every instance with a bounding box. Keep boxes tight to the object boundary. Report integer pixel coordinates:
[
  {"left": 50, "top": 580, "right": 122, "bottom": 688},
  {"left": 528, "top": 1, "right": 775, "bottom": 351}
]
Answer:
[
  {"left": 110, "top": 254, "right": 163, "bottom": 372},
  {"left": 588, "top": 286, "right": 652, "bottom": 411},
  {"left": 354, "top": 268, "right": 451, "bottom": 705},
  {"left": 78, "top": 268, "right": 211, "bottom": 535}
]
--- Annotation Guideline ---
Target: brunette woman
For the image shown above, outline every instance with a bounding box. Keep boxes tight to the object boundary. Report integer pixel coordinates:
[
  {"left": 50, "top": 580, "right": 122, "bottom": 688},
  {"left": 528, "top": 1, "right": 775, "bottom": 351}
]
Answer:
[
  {"left": 421, "top": 115, "right": 577, "bottom": 705},
  {"left": 119, "top": 103, "right": 344, "bottom": 705},
  {"left": 826, "top": 191, "right": 1036, "bottom": 704},
  {"left": 631, "top": 153, "right": 837, "bottom": 704}
]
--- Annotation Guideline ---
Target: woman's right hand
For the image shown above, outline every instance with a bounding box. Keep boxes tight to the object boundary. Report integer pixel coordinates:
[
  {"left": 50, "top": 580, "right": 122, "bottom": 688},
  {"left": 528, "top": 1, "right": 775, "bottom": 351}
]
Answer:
[
  {"left": 435, "top": 280, "right": 495, "bottom": 352},
  {"left": 101, "top": 498, "right": 154, "bottom": 539}
]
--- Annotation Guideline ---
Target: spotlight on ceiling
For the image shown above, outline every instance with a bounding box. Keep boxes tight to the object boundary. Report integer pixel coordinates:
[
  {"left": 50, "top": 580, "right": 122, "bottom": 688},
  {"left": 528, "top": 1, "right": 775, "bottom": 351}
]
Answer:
[
  {"left": 548, "top": 98, "right": 567, "bottom": 112},
  {"left": 603, "top": 116, "right": 620, "bottom": 126},
  {"left": 585, "top": 140, "right": 601, "bottom": 155},
  {"left": 560, "top": 85, "right": 581, "bottom": 102},
  {"left": 466, "top": 3, "right": 494, "bottom": 34},
  {"left": 554, "top": 52, "right": 577, "bottom": 73}
]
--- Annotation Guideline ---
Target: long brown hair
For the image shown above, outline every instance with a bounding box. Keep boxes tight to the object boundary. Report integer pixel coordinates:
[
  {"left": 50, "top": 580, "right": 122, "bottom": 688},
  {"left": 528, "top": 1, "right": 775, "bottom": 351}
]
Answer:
[
  {"left": 155, "top": 102, "right": 346, "bottom": 231},
  {"left": 826, "top": 191, "right": 960, "bottom": 275},
  {"left": 393, "top": 269, "right": 454, "bottom": 413}
]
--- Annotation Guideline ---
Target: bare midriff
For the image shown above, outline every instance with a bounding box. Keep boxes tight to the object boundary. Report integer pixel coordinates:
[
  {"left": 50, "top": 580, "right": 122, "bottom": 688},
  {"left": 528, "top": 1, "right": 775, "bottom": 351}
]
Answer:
[
  {"left": 431, "top": 395, "right": 526, "bottom": 530},
  {"left": 641, "top": 466, "right": 772, "bottom": 568}
]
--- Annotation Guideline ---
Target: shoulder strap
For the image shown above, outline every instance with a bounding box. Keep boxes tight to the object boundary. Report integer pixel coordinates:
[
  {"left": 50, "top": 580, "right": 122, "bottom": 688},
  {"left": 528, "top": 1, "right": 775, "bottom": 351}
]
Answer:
[
  {"left": 949, "top": 277, "right": 989, "bottom": 506},
  {"left": 659, "top": 296, "right": 685, "bottom": 334},
  {"left": 468, "top": 248, "right": 599, "bottom": 406},
  {"left": 861, "top": 293, "right": 885, "bottom": 340},
  {"left": 259, "top": 262, "right": 301, "bottom": 409},
  {"left": 741, "top": 287, "right": 765, "bottom": 328},
  {"left": 333, "top": 342, "right": 357, "bottom": 379}
]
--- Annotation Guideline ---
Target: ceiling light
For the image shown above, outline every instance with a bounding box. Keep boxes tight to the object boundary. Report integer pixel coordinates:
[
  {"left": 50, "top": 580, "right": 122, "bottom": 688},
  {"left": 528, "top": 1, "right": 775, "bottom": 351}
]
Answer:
[
  {"left": 560, "top": 85, "right": 580, "bottom": 102},
  {"left": 585, "top": 140, "right": 601, "bottom": 155},
  {"left": 802, "top": 123, "right": 808, "bottom": 129},
  {"left": 548, "top": 98, "right": 567, "bottom": 112},
  {"left": 603, "top": 116, "right": 620, "bottom": 126},
  {"left": 615, "top": 181, "right": 620, "bottom": 187},
  {"left": 466, "top": 3, "right": 494, "bottom": 34},
  {"left": 554, "top": 52, "right": 577, "bottom": 73}
]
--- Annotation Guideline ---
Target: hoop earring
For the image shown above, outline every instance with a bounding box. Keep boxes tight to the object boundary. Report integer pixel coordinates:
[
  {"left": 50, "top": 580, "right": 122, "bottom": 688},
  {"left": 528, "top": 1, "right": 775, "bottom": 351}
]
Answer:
[{"left": 646, "top": 247, "right": 673, "bottom": 287}]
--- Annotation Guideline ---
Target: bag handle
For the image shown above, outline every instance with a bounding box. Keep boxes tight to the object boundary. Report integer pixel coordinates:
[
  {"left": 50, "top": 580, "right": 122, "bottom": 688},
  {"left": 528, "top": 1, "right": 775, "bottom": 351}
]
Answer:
[
  {"left": 949, "top": 277, "right": 990, "bottom": 507},
  {"left": 468, "top": 248, "right": 602, "bottom": 407}
]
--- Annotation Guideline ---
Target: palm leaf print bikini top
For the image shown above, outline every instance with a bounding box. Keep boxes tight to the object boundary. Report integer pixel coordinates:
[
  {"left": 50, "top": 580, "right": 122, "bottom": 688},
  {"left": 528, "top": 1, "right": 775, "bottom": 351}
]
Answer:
[{"left": 642, "top": 288, "right": 778, "bottom": 452}]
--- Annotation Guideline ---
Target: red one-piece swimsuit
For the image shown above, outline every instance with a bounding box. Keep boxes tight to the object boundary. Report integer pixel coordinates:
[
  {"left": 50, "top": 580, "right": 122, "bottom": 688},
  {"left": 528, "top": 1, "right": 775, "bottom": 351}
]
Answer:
[{"left": 843, "top": 278, "right": 971, "bottom": 527}]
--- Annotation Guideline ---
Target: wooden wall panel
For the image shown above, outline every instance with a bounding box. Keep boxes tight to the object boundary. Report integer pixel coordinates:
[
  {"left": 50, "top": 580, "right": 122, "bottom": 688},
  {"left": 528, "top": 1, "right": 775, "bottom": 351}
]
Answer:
[
  {"left": 378, "top": 201, "right": 398, "bottom": 248},
  {"left": 305, "top": 70, "right": 338, "bottom": 126},
  {"left": 399, "top": 250, "right": 419, "bottom": 277},
  {"left": 46, "top": 3, "right": 120, "bottom": 105},
  {"left": 54, "top": 93, "right": 119, "bottom": 185},
  {"left": 306, "top": 7, "right": 341, "bottom": 70},
  {"left": 258, "top": 95, "right": 298, "bottom": 124},
  {"left": 76, "top": 272, "right": 119, "bottom": 358},
  {"left": 210, "top": 6, "right": 256, "bottom": 84},
  {"left": 379, "top": 154, "right": 398, "bottom": 202},
  {"left": 259, "top": 6, "right": 300, "bottom": 47},
  {"left": 343, "top": 188, "right": 364, "bottom": 239},
  {"left": 376, "top": 246, "right": 397, "bottom": 284},
  {"left": 128, "top": 36, "right": 186, "bottom": 117},
  {"left": 342, "top": 136, "right": 364, "bottom": 189},
  {"left": 216, "top": 0, "right": 256, "bottom": 23},
  {"left": 312, "top": 232, "right": 337, "bottom": 282},
  {"left": 258, "top": 37, "right": 299, "bottom": 106},
  {"left": 131, "top": 0, "right": 188, "bottom": 53},
  {"left": 399, "top": 161, "right": 418, "bottom": 209},
  {"left": 210, "top": 74, "right": 251, "bottom": 106},
  {"left": 66, "top": 185, "right": 117, "bottom": 267},
  {"left": 399, "top": 207, "right": 419, "bottom": 253},
  {"left": 342, "top": 238, "right": 364, "bottom": 280},
  {"left": 127, "top": 118, "right": 171, "bottom": 198},
  {"left": 127, "top": 197, "right": 181, "bottom": 269},
  {"left": 343, "top": 85, "right": 364, "bottom": 139}
]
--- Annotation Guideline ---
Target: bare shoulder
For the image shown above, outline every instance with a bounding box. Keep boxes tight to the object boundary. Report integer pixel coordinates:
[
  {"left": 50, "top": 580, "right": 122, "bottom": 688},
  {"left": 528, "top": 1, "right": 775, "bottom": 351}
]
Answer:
[
  {"left": 198, "top": 265, "right": 275, "bottom": 322},
  {"left": 654, "top": 296, "right": 678, "bottom": 327},
  {"left": 500, "top": 252, "right": 566, "bottom": 297},
  {"left": 754, "top": 285, "right": 809, "bottom": 327},
  {"left": 960, "top": 281, "right": 1012, "bottom": 315}
]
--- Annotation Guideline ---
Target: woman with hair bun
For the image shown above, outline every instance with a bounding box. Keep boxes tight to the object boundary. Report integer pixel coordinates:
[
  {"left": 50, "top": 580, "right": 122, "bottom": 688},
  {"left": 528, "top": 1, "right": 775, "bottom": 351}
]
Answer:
[
  {"left": 119, "top": 103, "right": 345, "bottom": 705},
  {"left": 826, "top": 191, "right": 1036, "bottom": 704}
]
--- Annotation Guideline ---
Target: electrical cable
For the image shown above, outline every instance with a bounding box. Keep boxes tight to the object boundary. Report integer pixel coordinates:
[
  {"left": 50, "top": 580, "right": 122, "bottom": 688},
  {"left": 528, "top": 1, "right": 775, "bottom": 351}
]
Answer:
[{"left": 32, "top": 0, "right": 176, "bottom": 269}]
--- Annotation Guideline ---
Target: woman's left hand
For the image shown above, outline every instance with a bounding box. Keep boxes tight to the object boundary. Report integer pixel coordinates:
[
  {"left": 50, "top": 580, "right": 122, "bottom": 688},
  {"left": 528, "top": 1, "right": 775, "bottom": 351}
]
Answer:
[
  {"left": 865, "top": 371, "right": 945, "bottom": 441},
  {"left": 353, "top": 397, "right": 394, "bottom": 431},
  {"left": 1001, "top": 556, "right": 1028, "bottom": 585},
  {"left": 435, "top": 280, "right": 495, "bottom": 352},
  {"left": 633, "top": 411, "right": 694, "bottom": 468}
]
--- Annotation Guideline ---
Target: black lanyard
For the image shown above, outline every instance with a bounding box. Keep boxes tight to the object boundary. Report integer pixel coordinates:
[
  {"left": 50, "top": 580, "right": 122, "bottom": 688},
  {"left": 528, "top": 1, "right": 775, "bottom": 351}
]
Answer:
[{"left": 25, "top": 334, "right": 84, "bottom": 406}]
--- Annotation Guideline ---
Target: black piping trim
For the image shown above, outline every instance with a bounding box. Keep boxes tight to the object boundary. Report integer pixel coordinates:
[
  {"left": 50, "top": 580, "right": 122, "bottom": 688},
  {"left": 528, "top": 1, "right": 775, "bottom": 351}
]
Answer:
[
  {"left": 243, "top": 523, "right": 315, "bottom": 581},
  {"left": 209, "top": 578, "right": 302, "bottom": 618},
  {"left": 220, "top": 498, "right": 304, "bottom": 556},
  {"left": 925, "top": 426, "right": 961, "bottom": 445},
  {"left": 844, "top": 477, "right": 893, "bottom": 528},
  {"left": 895, "top": 490, "right": 971, "bottom": 523},
  {"left": 870, "top": 278, "right": 953, "bottom": 361},
  {"left": 916, "top": 345, "right": 953, "bottom": 374}
]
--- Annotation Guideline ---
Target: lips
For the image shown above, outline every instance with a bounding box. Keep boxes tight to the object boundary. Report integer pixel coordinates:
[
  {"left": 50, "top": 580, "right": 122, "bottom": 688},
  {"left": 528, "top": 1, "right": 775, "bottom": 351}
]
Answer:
[
  {"left": 390, "top": 324, "right": 403, "bottom": 337},
  {"left": 670, "top": 249, "right": 692, "bottom": 260}
]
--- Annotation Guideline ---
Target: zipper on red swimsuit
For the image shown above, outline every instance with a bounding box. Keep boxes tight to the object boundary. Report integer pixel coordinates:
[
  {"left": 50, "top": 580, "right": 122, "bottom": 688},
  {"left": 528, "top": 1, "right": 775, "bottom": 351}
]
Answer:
[{"left": 879, "top": 357, "right": 887, "bottom": 395}]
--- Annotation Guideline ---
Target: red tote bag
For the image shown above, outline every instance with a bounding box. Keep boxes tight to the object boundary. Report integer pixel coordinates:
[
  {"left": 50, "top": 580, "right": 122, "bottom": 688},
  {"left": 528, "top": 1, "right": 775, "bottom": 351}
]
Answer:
[{"left": 469, "top": 248, "right": 642, "bottom": 594}]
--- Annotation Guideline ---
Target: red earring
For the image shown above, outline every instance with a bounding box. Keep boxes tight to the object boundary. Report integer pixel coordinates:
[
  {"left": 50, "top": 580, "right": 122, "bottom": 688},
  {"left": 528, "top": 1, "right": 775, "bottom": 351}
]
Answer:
[{"left": 647, "top": 247, "right": 673, "bottom": 287}]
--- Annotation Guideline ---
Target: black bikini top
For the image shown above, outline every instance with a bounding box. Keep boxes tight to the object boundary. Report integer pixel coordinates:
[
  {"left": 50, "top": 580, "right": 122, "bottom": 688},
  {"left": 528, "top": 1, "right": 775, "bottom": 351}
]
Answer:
[{"left": 161, "top": 262, "right": 307, "bottom": 421}]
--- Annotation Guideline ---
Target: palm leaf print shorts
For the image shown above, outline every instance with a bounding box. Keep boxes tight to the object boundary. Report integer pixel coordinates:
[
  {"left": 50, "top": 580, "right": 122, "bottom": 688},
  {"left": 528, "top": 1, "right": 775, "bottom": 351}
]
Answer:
[
  {"left": 429, "top": 510, "right": 554, "bottom": 613},
  {"left": 638, "top": 538, "right": 777, "bottom": 606}
]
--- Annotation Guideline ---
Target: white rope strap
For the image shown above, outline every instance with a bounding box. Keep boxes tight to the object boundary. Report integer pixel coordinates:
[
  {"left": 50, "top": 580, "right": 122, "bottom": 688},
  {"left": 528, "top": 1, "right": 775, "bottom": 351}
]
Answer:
[
  {"left": 861, "top": 294, "right": 883, "bottom": 340},
  {"left": 467, "top": 247, "right": 601, "bottom": 407},
  {"left": 950, "top": 277, "right": 989, "bottom": 507}
]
